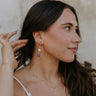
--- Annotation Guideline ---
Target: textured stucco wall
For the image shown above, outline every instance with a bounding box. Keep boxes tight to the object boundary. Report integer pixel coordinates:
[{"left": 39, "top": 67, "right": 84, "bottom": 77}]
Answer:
[{"left": 0, "top": 0, "right": 96, "bottom": 68}]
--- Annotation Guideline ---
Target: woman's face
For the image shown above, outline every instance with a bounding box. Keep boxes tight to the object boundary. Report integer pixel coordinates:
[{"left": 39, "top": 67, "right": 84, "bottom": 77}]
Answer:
[{"left": 42, "top": 8, "right": 81, "bottom": 62}]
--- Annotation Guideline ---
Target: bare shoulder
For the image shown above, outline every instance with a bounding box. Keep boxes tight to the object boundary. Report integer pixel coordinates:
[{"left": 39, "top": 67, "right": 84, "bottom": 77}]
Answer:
[{"left": 13, "top": 67, "right": 27, "bottom": 96}]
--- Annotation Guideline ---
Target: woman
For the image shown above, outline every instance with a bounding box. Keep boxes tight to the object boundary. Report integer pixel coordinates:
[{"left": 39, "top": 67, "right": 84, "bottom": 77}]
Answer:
[{"left": 0, "top": 0, "right": 96, "bottom": 96}]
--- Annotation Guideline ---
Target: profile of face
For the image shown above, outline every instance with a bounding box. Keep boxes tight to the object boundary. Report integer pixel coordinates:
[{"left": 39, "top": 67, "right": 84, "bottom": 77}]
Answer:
[{"left": 39, "top": 8, "right": 81, "bottom": 63}]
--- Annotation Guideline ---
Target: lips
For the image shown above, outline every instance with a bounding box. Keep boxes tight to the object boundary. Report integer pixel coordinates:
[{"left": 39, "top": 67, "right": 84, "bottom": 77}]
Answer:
[{"left": 68, "top": 47, "right": 77, "bottom": 53}]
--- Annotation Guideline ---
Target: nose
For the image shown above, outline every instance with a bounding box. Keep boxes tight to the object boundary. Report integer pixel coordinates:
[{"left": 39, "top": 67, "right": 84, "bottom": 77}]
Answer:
[{"left": 72, "top": 32, "right": 81, "bottom": 43}]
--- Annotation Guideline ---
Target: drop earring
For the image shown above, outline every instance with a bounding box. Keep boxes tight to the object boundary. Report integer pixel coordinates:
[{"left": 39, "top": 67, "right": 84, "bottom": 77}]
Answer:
[
  {"left": 37, "top": 42, "right": 43, "bottom": 57},
  {"left": 37, "top": 48, "right": 41, "bottom": 57}
]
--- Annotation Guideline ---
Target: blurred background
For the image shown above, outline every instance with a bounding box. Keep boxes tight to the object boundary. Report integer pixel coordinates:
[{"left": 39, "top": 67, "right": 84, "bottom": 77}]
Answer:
[{"left": 0, "top": 0, "right": 96, "bottom": 69}]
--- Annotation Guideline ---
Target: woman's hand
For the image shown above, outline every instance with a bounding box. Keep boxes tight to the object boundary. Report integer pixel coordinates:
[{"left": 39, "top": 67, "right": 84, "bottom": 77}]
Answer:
[
  {"left": 0, "top": 31, "right": 28, "bottom": 70},
  {"left": 10, "top": 37, "right": 28, "bottom": 53},
  {"left": 0, "top": 31, "right": 28, "bottom": 96}
]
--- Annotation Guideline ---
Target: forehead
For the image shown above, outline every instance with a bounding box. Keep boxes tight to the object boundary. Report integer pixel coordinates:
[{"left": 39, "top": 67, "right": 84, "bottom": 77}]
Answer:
[{"left": 56, "top": 8, "right": 77, "bottom": 26}]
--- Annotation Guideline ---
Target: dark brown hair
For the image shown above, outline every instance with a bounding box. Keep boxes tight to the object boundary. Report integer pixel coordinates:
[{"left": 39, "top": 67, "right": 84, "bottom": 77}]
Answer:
[{"left": 15, "top": 0, "right": 96, "bottom": 96}]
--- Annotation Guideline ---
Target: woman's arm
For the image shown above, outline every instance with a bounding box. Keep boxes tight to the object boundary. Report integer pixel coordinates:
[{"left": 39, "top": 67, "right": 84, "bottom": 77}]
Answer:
[
  {"left": 0, "top": 31, "right": 18, "bottom": 96},
  {"left": 0, "top": 31, "right": 28, "bottom": 96},
  {"left": 0, "top": 63, "right": 14, "bottom": 96}
]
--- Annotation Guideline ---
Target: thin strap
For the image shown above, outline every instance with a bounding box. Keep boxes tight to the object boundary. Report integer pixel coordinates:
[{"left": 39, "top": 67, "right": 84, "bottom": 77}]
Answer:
[{"left": 13, "top": 76, "right": 31, "bottom": 96}]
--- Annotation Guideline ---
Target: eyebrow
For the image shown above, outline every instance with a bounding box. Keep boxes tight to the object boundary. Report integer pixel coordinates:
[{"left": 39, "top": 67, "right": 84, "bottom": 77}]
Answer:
[{"left": 61, "top": 23, "right": 78, "bottom": 27}]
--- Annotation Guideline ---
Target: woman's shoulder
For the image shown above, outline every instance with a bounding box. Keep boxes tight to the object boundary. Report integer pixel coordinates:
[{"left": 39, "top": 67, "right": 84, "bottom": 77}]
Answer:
[
  {"left": 13, "top": 67, "right": 28, "bottom": 96},
  {"left": 13, "top": 65, "right": 35, "bottom": 96}
]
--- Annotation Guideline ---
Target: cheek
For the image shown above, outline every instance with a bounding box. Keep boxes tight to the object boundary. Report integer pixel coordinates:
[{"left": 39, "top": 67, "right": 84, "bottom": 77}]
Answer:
[
  {"left": 58, "top": 50, "right": 75, "bottom": 62},
  {"left": 45, "top": 28, "right": 69, "bottom": 46},
  {"left": 43, "top": 29, "right": 66, "bottom": 52},
  {"left": 43, "top": 30, "right": 74, "bottom": 62}
]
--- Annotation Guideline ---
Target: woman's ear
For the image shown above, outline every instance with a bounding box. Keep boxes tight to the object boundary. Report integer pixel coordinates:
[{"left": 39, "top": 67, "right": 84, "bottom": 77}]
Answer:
[{"left": 33, "top": 31, "right": 43, "bottom": 46}]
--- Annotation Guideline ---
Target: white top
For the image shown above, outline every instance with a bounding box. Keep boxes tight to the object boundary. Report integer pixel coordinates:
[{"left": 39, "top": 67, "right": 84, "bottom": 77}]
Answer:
[{"left": 13, "top": 76, "right": 31, "bottom": 96}]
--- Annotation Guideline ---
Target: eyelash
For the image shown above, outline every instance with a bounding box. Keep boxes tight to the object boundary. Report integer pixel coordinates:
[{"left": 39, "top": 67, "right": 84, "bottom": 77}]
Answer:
[
  {"left": 75, "top": 28, "right": 79, "bottom": 33},
  {"left": 75, "top": 28, "right": 80, "bottom": 36}
]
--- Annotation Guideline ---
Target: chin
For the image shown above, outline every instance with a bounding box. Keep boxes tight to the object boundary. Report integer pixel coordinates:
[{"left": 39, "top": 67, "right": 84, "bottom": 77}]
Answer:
[
  {"left": 61, "top": 56, "right": 75, "bottom": 63},
  {"left": 66, "top": 59, "right": 74, "bottom": 63}
]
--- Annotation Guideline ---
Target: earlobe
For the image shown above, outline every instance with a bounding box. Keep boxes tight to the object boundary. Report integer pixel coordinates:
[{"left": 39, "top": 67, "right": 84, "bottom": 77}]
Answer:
[{"left": 33, "top": 32, "right": 43, "bottom": 46}]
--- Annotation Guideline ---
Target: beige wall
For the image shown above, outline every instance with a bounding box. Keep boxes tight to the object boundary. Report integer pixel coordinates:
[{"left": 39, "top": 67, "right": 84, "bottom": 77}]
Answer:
[{"left": 0, "top": 0, "right": 96, "bottom": 68}]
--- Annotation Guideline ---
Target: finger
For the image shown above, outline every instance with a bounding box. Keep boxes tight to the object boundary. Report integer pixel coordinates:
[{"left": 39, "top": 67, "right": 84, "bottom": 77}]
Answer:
[
  {"left": 7, "top": 30, "right": 18, "bottom": 39},
  {"left": 0, "top": 38, "right": 5, "bottom": 45},
  {"left": 0, "top": 36, "right": 9, "bottom": 45},
  {"left": 11, "top": 39, "right": 28, "bottom": 48},
  {"left": 13, "top": 43, "right": 27, "bottom": 52},
  {"left": 0, "top": 31, "right": 17, "bottom": 45},
  {"left": 1, "top": 33, "right": 8, "bottom": 38}
]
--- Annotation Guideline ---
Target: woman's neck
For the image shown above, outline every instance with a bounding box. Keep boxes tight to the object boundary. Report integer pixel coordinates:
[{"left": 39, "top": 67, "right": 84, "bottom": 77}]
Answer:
[{"left": 28, "top": 48, "right": 60, "bottom": 82}]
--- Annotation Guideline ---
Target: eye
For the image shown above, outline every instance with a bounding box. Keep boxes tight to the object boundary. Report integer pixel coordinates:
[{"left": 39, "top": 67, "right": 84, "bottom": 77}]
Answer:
[
  {"left": 75, "top": 27, "right": 79, "bottom": 33},
  {"left": 75, "top": 28, "right": 78, "bottom": 32},
  {"left": 65, "top": 26, "right": 71, "bottom": 31},
  {"left": 75, "top": 27, "right": 80, "bottom": 36}
]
